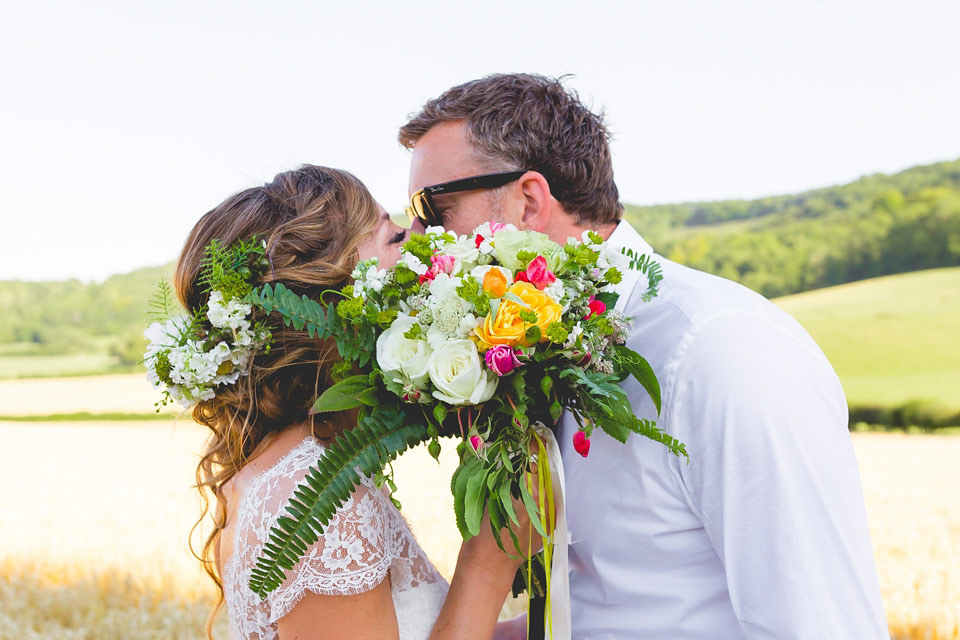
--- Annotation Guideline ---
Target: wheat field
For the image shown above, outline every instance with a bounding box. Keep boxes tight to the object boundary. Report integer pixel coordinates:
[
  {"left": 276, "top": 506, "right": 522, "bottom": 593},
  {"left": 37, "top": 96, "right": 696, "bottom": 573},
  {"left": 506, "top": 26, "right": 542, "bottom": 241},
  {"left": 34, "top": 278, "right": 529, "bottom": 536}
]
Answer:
[{"left": 0, "top": 376, "right": 957, "bottom": 638}]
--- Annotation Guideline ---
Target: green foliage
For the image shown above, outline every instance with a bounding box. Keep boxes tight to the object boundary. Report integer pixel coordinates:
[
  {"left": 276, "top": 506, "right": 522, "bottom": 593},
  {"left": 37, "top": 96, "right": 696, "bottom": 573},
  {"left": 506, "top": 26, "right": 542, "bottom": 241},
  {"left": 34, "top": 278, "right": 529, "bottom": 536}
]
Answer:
[
  {"left": 246, "top": 283, "right": 330, "bottom": 339},
  {"left": 612, "top": 345, "right": 661, "bottom": 415},
  {"left": 146, "top": 280, "right": 176, "bottom": 323},
  {"left": 200, "top": 237, "right": 267, "bottom": 300},
  {"left": 310, "top": 375, "right": 377, "bottom": 413},
  {"left": 848, "top": 400, "right": 960, "bottom": 432},
  {"left": 625, "top": 158, "right": 960, "bottom": 297},
  {"left": 248, "top": 402, "right": 427, "bottom": 598}
]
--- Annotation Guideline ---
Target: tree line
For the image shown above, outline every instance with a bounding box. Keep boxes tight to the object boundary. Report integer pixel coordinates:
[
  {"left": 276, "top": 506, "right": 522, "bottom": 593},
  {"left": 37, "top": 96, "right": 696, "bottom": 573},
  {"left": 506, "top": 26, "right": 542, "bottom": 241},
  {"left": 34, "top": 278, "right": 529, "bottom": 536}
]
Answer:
[{"left": 625, "top": 158, "right": 960, "bottom": 297}]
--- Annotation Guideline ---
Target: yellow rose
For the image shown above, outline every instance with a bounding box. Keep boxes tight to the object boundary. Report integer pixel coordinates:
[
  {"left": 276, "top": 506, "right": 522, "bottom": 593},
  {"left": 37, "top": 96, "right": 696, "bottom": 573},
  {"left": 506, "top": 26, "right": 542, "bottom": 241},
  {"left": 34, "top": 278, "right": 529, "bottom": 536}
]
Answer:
[{"left": 474, "top": 282, "right": 563, "bottom": 350}]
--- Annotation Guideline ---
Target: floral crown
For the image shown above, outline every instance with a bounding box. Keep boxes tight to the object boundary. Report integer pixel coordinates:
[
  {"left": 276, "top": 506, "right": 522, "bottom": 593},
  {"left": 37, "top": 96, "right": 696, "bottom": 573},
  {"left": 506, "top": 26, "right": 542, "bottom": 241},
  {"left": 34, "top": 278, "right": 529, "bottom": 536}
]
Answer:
[{"left": 144, "top": 237, "right": 274, "bottom": 409}]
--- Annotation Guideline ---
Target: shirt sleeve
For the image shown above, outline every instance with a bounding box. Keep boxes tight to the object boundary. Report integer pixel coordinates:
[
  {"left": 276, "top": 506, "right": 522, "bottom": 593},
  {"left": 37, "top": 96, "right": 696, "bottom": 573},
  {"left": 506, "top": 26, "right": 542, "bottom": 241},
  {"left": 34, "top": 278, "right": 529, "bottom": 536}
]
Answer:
[
  {"left": 267, "top": 479, "right": 394, "bottom": 624},
  {"left": 671, "top": 311, "right": 888, "bottom": 639}
]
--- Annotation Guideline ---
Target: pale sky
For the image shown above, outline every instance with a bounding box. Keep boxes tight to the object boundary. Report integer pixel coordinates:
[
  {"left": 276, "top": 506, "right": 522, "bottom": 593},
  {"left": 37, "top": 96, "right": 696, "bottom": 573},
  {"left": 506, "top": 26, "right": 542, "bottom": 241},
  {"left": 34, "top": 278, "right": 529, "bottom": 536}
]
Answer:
[{"left": 2, "top": 0, "right": 958, "bottom": 282}]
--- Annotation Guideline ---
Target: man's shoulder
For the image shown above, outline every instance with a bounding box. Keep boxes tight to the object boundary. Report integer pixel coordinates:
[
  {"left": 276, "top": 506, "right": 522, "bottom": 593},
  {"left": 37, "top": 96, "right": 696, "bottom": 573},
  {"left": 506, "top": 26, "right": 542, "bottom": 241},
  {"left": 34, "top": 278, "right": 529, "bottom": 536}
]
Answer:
[{"left": 627, "top": 255, "right": 787, "bottom": 337}]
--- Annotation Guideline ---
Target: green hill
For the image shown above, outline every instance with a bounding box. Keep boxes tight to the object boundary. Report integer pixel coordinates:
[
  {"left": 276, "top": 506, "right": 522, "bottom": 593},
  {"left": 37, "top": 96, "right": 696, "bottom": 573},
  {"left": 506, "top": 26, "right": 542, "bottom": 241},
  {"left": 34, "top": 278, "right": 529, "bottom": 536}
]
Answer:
[
  {"left": 774, "top": 267, "right": 960, "bottom": 428},
  {"left": 626, "top": 158, "right": 960, "bottom": 298},
  {"left": 0, "top": 263, "right": 175, "bottom": 378}
]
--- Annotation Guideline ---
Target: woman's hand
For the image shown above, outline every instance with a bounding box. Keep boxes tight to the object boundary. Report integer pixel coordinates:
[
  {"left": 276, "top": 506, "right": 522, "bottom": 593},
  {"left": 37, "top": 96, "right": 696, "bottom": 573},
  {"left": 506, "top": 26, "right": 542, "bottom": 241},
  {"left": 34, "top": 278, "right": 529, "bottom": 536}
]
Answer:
[{"left": 430, "top": 464, "right": 553, "bottom": 639}]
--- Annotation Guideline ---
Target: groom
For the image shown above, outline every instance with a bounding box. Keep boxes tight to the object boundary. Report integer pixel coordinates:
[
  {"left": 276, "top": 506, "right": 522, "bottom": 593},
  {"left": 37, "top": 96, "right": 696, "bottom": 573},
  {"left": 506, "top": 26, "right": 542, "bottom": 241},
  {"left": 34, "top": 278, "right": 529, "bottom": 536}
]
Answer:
[{"left": 399, "top": 74, "right": 888, "bottom": 638}]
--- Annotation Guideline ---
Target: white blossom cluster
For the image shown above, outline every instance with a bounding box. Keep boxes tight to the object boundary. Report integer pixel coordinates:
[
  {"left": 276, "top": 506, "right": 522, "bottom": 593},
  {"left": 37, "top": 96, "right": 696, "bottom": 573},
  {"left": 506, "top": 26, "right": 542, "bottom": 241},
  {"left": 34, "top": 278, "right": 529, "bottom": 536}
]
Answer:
[
  {"left": 351, "top": 258, "right": 389, "bottom": 300},
  {"left": 144, "top": 290, "right": 269, "bottom": 408}
]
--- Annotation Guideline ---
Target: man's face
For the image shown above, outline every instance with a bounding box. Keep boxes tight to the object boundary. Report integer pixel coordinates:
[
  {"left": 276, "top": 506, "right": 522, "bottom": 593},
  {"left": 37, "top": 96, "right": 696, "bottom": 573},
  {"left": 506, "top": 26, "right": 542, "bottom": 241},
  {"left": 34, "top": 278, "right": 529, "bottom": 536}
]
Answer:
[{"left": 407, "top": 120, "right": 511, "bottom": 236}]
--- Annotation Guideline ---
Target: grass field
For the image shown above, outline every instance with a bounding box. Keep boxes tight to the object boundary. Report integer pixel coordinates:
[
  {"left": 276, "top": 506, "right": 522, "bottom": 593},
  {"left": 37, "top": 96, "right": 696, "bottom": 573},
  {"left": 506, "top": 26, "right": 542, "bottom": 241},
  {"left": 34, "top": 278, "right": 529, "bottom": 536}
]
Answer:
[
  {"left": 0, "top": 418, "right": 956, "bottom": 639},
  {"left": 774, "top": 267, "right": 960, "bottom": 412}
]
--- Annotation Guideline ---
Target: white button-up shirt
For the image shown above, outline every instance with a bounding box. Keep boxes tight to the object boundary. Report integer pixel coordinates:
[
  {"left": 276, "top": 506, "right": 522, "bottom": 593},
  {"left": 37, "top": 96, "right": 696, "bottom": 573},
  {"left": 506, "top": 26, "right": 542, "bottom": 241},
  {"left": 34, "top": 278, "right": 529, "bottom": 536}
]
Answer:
[{"left": 557, "top": 220, "right": 888, "bottom": 638}]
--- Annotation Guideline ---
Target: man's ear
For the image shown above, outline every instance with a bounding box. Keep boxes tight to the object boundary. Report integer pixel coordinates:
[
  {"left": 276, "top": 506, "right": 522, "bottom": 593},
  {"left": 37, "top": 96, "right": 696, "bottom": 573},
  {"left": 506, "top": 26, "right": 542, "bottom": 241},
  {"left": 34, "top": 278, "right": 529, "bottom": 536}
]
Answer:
[{"left": 517, "top": 171, "right": 554, "bottom": 233}]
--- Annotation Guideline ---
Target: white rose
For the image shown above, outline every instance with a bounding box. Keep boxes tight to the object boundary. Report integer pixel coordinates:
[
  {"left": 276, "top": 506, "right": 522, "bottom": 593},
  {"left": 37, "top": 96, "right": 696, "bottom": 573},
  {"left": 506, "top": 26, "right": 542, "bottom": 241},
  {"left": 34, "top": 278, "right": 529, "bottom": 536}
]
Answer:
[
  {"left": 376, "top": 314, "right": 432, "bottom": 388},
  {"left": 428, "top": 339, "right": 498, "bottom": 406},
  {"left": 443, "top": 237, "right": 480, "bottom": 270}
]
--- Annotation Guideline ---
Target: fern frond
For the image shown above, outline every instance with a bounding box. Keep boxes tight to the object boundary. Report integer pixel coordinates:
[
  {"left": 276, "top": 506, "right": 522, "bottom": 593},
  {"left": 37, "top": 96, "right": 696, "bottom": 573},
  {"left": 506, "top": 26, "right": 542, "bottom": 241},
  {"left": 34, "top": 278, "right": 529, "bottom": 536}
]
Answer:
[
  {"left": 146, "top": 280, "right": 176, "bottom": 322},
  {"left": 625, "top": 416, "right": 689, "bottom": 462},
  {"left": 620, "top": 248, "right": 663, "bottom": 301},
  {"left": 247, "top": 283, "right": 337, "bottom": 340},
  {"left": 248, "top": 405, "right": 428, "bottom": 598}
]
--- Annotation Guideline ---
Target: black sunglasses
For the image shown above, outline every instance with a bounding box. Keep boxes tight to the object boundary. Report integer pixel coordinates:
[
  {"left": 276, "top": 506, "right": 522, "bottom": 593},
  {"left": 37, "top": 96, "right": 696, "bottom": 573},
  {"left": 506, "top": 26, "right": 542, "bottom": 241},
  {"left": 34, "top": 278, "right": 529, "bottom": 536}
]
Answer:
[{"left": 405, "top": 170, "right": 527, "bottom": 228}]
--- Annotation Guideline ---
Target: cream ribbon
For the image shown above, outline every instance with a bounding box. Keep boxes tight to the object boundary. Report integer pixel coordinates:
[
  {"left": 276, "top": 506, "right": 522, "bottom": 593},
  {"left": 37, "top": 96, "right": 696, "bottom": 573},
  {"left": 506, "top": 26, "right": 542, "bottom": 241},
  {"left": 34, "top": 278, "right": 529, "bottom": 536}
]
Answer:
[{"left": 535, "top": 424, "right": 572, "bottom": 640}]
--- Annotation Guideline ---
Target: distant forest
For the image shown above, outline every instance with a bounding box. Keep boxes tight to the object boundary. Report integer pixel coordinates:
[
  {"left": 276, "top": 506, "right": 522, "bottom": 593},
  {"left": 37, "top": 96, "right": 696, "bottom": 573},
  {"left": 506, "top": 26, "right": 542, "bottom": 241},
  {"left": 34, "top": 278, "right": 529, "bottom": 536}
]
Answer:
[
  {"left": 2, "top": 158, "right": 959, "bottom": 357},
  {"left": 625, "top": 158, "right": 960, "bottom": 297}
]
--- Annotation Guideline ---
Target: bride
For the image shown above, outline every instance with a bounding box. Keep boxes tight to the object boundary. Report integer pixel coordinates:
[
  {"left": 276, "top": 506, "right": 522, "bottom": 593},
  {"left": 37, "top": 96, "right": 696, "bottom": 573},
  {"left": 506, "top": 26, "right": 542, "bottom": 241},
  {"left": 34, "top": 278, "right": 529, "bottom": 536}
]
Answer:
[{"left": 175, "top": 165, "right": 530, "bottom": 639}]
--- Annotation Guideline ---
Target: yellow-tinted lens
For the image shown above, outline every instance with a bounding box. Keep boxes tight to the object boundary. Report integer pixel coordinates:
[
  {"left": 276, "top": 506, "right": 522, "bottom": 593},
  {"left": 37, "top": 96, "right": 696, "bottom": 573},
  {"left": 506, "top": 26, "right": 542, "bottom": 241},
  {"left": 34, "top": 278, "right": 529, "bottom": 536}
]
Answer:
[{"left": 406, "top": 190, "right": 431, "bottom": 224}]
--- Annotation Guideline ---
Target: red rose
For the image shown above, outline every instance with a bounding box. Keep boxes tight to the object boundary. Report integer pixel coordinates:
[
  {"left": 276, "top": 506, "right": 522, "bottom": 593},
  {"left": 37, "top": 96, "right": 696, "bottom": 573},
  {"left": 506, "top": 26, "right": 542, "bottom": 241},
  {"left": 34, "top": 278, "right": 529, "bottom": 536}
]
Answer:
[{"left": 585, "top": 298, "right": 607, "bottom": 319}]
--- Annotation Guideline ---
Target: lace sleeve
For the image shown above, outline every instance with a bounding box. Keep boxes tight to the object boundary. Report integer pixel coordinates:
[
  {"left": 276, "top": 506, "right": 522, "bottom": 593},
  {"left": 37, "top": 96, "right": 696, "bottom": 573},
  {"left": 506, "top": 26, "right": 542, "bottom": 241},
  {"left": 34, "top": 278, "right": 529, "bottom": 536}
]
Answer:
[{"left": 265, "top": 477, "right": 395, "bottom": 623}]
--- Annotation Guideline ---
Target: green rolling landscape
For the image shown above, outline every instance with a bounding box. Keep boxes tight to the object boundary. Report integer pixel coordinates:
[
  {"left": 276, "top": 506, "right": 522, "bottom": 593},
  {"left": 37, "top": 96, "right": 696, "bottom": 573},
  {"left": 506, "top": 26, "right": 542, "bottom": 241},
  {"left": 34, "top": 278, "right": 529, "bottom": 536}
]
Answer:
[{"left": 776, "top": 267, "right": 960, "bottom": 428}]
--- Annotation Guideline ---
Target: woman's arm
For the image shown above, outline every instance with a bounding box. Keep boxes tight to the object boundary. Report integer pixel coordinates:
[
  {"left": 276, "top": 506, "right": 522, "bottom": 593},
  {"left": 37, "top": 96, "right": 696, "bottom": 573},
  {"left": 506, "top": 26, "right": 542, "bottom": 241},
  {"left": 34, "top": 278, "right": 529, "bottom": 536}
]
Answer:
[
  {"left": 429, "top": 518, "right": 526, "bottom": 639},
  {"left": 276, "top": 578, "right": 400, "bottom": 640}
]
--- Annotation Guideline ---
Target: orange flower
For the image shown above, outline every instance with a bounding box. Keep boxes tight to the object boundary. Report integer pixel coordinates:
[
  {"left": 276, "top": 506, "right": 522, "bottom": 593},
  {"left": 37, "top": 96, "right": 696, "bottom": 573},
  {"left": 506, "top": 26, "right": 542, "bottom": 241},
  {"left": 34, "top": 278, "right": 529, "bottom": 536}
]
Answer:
[
  {"left": 481, "top": 268, "right": 508, "bottom": 298},
  {"left": 474, "top": 282, "right": 563, "bottom": 350}
]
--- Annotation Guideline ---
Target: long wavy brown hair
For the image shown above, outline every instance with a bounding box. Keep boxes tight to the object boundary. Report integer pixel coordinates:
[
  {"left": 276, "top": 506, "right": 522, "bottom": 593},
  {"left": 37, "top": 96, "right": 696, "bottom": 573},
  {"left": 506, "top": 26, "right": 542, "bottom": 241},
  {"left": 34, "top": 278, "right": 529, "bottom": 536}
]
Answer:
[{"left": 174, "top": 165, "right": 380, "bottom": 637}]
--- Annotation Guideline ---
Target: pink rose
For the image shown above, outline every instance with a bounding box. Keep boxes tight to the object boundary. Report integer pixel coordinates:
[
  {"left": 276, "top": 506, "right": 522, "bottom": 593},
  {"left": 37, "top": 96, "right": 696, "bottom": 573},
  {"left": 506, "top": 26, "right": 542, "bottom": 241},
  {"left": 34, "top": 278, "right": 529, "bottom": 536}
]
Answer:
[
  {"left": 585, "top": 297, "right": 607, "bottom": 319},
  {"left": 420, "top": 252, "right": 457, "bottom": 284},
  {"left": 470, "top": 435, "right": 484, "bottom": 452},
  {"left": 484, "top": 345, "right": 523, "bottom": 376},
  {"left": 525, "top": 255, "right": 557, "bottom": 291},
  {"left": 489, "top": 221, "right": 507, "bottom": 233},
  {"left": 430, "top": 253, "right": 457, "bottom": 275},
  {"left": 573, "top": 430, "right": 590, "bottom": 457}
]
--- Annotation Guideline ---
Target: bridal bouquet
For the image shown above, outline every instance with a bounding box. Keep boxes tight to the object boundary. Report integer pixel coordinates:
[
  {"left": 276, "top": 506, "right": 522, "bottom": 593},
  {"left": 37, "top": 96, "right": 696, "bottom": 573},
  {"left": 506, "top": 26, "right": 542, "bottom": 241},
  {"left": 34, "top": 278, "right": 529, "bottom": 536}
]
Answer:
[
  {"left": 143, "top": 222, "right": 687, "bottom": 614},
  {"left": 241, "top": 223, "right": 687, "bottom": 601}
]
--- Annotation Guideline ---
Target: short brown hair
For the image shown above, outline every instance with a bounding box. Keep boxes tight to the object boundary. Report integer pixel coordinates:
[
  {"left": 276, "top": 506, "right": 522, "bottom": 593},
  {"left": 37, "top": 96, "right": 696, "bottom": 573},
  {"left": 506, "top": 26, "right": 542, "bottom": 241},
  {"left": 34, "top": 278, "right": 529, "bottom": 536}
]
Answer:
[{"left": 399, "top": 73, "right": 623, "bottom": 225}]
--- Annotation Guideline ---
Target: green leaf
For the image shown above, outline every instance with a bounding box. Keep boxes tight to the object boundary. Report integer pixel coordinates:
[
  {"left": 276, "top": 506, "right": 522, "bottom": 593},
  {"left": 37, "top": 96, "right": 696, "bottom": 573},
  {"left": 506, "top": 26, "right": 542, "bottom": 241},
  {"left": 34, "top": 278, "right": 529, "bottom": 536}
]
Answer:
[
  {"left": 464, "top": 466, "right": 487, "bottom": 537},
  {"left": 310, "top": 375, "right": 371, "bottom": 414},
  {"left": 501, "top": 291, "right": 528, "bottom": 307},
  {"left": 594, "top": 291, "right": 619, "bottom": 310},
  {"left": 539, "top": 375, "right": 553, "bottom": 397},
  {"left": 518, "top": 478, "right": 548, "bottom": 538},
  {"left": 499, "top": 479, "right": 519, "bottom": 527},
  {"left": 452, "top": 463, "right": 471, "bottom": 538},
  {"left": 614, "top": 345, "right": 662, "bottom": 415},
  {"left": 524, "top": 325, "right": 542, "bottom": 343},
  {"left": 356, "top": 386, "right": 378, "bottom": 406}
]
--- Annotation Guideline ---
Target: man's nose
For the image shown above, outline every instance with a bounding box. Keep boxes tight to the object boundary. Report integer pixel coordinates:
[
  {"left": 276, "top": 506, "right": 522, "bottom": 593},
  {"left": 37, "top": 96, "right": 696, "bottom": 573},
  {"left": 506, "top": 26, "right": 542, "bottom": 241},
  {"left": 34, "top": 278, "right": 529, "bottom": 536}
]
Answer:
[{"left": 411, "top": 218, "right": 427, "bottom": 233}]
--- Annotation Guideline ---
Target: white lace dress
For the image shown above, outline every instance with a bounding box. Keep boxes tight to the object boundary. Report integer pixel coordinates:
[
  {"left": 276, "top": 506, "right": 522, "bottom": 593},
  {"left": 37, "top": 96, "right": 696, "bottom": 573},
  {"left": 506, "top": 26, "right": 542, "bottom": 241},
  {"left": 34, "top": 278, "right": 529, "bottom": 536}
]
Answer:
[{"left": 222, "top": 437, "right": 449, "bottom": 639}]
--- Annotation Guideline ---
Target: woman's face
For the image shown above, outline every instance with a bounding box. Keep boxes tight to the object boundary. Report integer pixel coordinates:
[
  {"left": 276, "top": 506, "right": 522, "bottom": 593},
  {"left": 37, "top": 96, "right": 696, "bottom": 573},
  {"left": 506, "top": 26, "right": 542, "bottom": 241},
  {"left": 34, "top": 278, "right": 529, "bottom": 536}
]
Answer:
[{"left": 356, "top": 203, "right": 408, "bottom": 268}]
